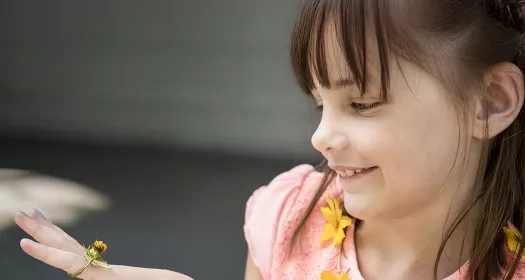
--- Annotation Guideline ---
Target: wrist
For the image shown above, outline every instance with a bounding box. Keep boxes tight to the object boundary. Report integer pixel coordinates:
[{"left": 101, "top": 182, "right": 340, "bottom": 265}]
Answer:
[{"left": 105, "top": 265, "right": 194, "bottom": 280}]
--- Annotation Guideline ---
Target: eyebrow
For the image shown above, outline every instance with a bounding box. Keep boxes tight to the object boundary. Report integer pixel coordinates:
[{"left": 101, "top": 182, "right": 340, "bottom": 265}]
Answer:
[
  {"left": 310, "top": 78, "right": 356, "bottom": 96},
  {"left": 333, "top": 78, "right": 356, "bottom": 89}
]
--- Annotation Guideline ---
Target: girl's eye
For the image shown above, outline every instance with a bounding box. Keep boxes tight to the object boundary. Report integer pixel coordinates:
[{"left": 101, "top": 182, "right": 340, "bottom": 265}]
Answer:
[
  {"left": 314, "top": 102, "right": 382, "bottom": 114},
  {"left": 350, "top": 102, "right": 381, "bottom": 112}
]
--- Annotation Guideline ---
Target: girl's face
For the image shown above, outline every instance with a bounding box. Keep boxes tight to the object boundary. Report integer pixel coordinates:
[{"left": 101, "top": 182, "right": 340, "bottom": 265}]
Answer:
[{"left": 311, "top": 29, "right": 481, "bottom": 220}]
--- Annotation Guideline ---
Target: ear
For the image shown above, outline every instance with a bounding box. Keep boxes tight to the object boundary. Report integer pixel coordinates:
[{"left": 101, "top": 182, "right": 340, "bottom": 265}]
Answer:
[{"left": 473, "top": 63, "right": 524, "bottom": 139}]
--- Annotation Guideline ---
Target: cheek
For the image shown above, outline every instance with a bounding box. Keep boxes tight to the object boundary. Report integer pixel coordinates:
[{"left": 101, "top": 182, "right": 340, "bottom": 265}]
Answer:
[
  {"left": 358, "top": 103, "right": 461, "bottom": 194},
  {"left": 392, "top": 124, "right": 458, "bottom": 188}
]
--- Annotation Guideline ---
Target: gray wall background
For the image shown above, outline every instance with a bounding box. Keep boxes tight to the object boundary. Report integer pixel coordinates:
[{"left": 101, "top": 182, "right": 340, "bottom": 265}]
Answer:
[
  {"left": 0, "top": 0, "right": 320, "bottom": 159},
  {"left": 0, "top": 2, "right": 327, "bottom": 278}
]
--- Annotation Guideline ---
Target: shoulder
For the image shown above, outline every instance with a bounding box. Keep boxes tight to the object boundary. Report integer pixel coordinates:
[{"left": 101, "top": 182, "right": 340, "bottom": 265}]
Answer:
[
  {"left": 243, "top": 164, "right": 325, "bottom": 278},
  {"left": 505, "top": 257, "right": 525, "bottom": 279},
  {"left": 244, "top": 164, "right": 324, "bottom": 229},
  {"left": 504, "top": 262, "right": 525, "bottom": 279}
]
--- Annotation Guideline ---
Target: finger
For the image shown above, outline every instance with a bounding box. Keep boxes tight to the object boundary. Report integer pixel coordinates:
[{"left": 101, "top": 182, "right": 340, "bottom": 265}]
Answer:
[
  {"left": 28, "top": 209, "right": 60, "bottom": 231},
  {"left": 20, "top": 238, "right": 111, "bottom": 280},
  {"left": 28, "top": 209, "right": 54, "bottom": 227},
  {"left": 27, "top": 209, "right": 85, "bottom": 255},
  {"left": 14, "top": 211, "right": 84, "bottom": 255}
]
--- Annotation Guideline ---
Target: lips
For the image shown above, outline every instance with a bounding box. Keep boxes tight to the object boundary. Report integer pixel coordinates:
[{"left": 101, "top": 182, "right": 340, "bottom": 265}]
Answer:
[
  {"left": 329, "top": 165, "right": 378, "bottom": 192},
  {"left": 329, "top": 166, "right": 378, "bottom": 179}
]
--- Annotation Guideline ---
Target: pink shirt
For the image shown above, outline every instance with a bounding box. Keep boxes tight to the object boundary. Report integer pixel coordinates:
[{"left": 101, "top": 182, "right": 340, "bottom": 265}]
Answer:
[{"left": 243, "top": 164, "right": 525, "bottom": 280}]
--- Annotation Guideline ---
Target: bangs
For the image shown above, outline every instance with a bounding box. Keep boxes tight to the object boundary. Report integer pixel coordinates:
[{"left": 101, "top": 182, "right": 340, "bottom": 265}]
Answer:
[{"left": 290, "top": 0, "right": 416, "bottom": 99}]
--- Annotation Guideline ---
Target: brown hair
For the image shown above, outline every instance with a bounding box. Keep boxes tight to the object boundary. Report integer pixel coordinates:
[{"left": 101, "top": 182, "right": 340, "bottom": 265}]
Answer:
[{"left": 289, "top": 0, "right": 525, "bottom": 279}]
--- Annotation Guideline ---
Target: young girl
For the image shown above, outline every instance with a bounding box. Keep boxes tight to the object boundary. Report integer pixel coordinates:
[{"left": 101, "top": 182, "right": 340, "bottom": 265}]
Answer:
[{"left": 12, "top": 0, "right": 525, "bottom": 279}]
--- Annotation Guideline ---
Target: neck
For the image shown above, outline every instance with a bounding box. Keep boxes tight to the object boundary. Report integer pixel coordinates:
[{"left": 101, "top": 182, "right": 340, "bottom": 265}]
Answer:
[{"left": 355, "top": 196, "right": 477, "bottom": 280}]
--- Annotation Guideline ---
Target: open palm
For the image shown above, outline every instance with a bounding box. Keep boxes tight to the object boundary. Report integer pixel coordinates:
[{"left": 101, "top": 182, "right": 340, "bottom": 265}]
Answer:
[{"left": 14, "top": 209, "right": 113, "bottom": 279}]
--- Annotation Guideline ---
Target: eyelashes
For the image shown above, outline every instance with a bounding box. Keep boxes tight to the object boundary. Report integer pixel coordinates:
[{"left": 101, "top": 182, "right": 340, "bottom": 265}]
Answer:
[
  {"left": 350, "top": 102, "right": 381, "bottom": 111},
  {"left": 315, "top": 102, "right": 383, "bottom": 114}
]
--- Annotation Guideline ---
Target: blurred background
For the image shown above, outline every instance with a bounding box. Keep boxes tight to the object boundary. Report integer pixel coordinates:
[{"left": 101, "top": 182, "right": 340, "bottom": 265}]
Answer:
[{"left": 0, "top": 1, "right": 322, "bottom": 279}]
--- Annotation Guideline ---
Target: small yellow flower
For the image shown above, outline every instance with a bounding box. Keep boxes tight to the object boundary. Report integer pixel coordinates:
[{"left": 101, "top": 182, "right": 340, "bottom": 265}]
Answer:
[
  {"left": 320, "top": 271, "right": 350, "bottom": 280},
  {"left": 504, "top": 226, "right": 525, "bottom": 260},
  {"left": 320, "top": 195, "right": 352, "bottom": 246},
  {"left": 68, "top": 239, "right": 112, "bottom": 278},
  {"left": 93, "top": 240, "right": 108, "bottom": 254}
]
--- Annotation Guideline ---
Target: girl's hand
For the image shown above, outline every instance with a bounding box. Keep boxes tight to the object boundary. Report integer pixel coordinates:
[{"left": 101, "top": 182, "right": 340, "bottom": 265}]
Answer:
[{"left": 13, "top": 209, "right": 193, "bottom": 280}]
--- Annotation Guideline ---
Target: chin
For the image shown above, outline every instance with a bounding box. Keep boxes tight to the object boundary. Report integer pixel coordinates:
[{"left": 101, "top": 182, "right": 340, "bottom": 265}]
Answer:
[{"left": 342, "top": 192, "right": 381, "bottom": 221}]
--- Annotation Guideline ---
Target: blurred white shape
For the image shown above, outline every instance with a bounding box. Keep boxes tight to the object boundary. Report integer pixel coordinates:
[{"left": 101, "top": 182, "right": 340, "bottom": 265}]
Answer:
[{"left": 0, "top": 169, "right": 111, "bottom": 230}]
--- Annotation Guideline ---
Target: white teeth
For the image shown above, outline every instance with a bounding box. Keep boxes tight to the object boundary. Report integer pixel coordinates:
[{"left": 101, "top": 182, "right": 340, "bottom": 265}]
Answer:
[{"left": 338, "top": 168, "right": 366, "bottom": 178}]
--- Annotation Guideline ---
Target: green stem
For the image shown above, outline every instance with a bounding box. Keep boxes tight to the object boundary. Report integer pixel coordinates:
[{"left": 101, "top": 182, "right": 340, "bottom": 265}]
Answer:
[{"left": 338, "top": 242, "right": 344, "bottom": 272}]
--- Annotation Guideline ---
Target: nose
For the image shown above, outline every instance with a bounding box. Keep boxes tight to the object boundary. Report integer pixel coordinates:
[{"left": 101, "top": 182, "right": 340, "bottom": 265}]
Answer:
[{"left": 311, "top": 115, "right": 349, "bottom": 154}]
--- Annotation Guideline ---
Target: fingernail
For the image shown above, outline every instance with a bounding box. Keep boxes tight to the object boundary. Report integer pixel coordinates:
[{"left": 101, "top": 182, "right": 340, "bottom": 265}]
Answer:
[
  {"left": 21, "top": 238, "right": 36, "bottom": 246},
  {"left": 34, "top": 209, "right": 45, "bottom": 217},
  {"left": 21, "top": 211, "right": 29, "bottom": 217}
]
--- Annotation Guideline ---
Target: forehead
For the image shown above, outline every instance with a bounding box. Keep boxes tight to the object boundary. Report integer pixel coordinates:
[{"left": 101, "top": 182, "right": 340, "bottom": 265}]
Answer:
[{"left": 311, "top": 21, "right": 383, "bottom": 94}]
